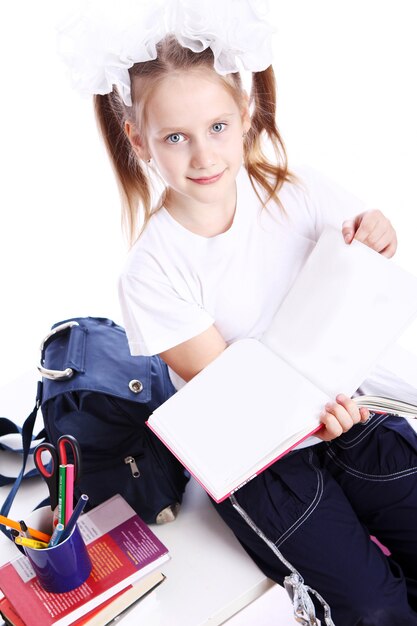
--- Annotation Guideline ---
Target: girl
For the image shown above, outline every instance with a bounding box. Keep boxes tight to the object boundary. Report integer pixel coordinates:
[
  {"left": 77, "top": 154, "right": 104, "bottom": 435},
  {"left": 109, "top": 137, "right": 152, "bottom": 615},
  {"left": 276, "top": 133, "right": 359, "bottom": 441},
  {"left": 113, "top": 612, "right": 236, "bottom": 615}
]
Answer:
[{"left": 61, "top": 2, "right": 417, "bottom": 624}]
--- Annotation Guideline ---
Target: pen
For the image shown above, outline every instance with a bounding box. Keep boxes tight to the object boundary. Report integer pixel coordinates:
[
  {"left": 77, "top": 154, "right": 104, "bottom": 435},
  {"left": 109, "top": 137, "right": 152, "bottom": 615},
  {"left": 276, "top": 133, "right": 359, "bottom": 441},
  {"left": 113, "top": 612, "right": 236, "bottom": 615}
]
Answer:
[
  {"left": 19, "top": 520, "right": 30, "bottom": 538},
  {"left": 15, "top": 537, "right": 49, "bottom": 549},
  {"left": 9, "top": 528, "right": 25, "bottom": 555},
  {"left": 59, "top": 494, "right": 88, "bottom": 543},
  {"left": 0, "top": 514, "right": 51, "bottom": 543},
  {"left": 48, "top": 523, "right": 65, "bottom": 547}
]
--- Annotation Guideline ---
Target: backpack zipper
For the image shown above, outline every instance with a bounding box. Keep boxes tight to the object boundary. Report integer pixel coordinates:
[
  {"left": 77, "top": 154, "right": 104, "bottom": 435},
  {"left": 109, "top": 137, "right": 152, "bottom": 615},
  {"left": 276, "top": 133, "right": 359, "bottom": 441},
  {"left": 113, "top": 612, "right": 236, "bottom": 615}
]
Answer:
[{"left": 124, "top": 455, "right": 140, "bottom": 478}]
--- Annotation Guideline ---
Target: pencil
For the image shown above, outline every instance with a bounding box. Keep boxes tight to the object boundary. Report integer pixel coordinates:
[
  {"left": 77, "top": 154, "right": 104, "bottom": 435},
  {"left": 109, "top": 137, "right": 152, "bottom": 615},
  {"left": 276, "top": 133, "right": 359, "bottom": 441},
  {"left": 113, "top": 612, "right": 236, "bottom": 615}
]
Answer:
[
  {"left": 19, "top": 520, "right": 29, "bottom": 538},
  {"left": 65, "top": 464, "right": 75, "bottom": 525},
  {"left": 48, "top": 523, "right": 65, "bottom": 547},
  {"left": 15, "top": 537, "right": 49, "bottom": 549},
  {"left": 58, "top": 464, "right": 67, "bottom": 526},
  {"left": 0, "top": 515, "right": 51, "bottom": 543},
  {"left": 59, "top": 494, "right": 88, "bottom": 543}
]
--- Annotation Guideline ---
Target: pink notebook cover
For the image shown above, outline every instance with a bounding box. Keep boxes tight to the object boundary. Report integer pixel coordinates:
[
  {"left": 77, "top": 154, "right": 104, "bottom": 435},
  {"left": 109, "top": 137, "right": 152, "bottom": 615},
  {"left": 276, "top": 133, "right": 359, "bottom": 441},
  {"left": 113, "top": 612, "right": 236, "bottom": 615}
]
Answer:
[{"left": 146, "top": 420, "right": 323, "bottom": 503}]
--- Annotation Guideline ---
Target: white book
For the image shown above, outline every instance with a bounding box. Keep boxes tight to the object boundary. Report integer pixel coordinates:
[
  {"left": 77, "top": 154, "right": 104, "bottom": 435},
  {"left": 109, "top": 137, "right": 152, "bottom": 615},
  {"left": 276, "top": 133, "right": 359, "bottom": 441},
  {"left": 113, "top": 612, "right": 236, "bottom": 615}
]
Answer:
[
  {"left": 147, "top": 227, "right": 417, "bottom": 503},
  {"left": 262, "top": 227, "right": 417, "bottom": 398}
]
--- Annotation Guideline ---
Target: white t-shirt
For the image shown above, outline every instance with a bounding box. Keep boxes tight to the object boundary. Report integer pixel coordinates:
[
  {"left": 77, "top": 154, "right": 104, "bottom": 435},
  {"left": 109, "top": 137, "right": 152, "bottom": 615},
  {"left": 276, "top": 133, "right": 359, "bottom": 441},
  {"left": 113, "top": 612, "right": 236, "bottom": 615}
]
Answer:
[{"left": 119, "top": 165, "right": 417, "bottom": 405}]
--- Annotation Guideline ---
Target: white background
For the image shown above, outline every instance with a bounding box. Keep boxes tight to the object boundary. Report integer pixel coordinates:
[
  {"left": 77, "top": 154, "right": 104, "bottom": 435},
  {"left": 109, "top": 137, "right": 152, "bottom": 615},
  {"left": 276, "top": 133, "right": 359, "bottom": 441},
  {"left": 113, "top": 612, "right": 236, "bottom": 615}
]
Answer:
[{"left": 0, "top": 0, "right": 416, "bottom": 387}]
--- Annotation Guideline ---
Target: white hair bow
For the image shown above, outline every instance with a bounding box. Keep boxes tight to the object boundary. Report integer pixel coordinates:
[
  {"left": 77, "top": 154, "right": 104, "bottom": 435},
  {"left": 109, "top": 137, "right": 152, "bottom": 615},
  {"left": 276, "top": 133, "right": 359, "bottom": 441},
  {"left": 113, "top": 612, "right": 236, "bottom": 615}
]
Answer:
[{"left": 57, "top": 0, "right": 275, "bottom": 106}]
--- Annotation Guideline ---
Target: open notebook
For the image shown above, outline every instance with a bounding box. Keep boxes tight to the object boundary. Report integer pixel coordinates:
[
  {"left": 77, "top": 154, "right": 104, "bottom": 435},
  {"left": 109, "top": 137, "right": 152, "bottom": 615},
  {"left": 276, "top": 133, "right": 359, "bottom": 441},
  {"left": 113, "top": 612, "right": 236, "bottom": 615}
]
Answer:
[{"left": 147, "top": 227, "right": 417, "bottom": 503}]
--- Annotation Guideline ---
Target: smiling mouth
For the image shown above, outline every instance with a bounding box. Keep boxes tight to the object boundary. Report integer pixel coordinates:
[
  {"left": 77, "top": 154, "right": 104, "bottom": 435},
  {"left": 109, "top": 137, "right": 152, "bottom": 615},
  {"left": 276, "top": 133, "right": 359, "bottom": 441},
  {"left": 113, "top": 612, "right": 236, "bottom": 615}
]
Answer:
[{"left": 189, "top": 171, "right": 224, "bottom": 185}]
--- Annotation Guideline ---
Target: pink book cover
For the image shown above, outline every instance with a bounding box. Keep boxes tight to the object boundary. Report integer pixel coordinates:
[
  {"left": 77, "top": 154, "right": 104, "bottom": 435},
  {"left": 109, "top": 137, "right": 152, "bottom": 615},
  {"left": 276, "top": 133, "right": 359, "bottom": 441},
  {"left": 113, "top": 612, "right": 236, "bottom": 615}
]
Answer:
[{"left": 147, "top": 419, "right": 323, "bottom": 503}]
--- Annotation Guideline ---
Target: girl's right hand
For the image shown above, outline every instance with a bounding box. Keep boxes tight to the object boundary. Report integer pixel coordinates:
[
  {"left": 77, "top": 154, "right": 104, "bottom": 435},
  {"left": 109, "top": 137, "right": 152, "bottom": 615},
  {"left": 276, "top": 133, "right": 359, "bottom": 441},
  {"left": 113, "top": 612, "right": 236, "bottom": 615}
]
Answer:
[{"left": 317, "top": 394, "right": 370, "bottom": 441}]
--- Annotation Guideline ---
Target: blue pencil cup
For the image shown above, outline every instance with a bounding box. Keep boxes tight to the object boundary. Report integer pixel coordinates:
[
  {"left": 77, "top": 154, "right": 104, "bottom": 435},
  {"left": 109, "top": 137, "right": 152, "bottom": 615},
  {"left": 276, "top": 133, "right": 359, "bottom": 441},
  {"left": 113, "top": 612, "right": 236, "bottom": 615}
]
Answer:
[{"left": 22, "top": 507, "right": 92, "bottom": 593}]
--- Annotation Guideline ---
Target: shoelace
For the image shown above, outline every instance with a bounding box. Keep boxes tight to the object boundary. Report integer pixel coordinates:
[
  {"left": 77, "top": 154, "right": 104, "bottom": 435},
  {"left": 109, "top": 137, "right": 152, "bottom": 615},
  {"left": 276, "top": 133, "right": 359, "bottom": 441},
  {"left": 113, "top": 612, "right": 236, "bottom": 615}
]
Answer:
[
  {"left": 284, "top": 573, "right": 334, "bottom": 625},
  {"left": 230, "top": 495, "right": 335, "bottom": 626}
]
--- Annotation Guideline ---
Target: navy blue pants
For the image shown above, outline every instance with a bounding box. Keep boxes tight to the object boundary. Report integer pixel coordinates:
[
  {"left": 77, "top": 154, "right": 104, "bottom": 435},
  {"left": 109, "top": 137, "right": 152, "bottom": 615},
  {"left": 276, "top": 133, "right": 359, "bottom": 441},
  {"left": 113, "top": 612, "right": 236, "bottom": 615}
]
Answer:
[{"left": 212, "top": 414, "right": 417, "bottom": 625}]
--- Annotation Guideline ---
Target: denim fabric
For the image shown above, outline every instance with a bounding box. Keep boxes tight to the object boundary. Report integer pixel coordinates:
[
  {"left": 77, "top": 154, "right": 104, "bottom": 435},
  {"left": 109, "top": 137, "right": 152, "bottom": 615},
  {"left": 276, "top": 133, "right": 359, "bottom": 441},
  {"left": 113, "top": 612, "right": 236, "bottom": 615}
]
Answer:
[{"left": 212, "top": 415, "right": 417, "bottom": 626}]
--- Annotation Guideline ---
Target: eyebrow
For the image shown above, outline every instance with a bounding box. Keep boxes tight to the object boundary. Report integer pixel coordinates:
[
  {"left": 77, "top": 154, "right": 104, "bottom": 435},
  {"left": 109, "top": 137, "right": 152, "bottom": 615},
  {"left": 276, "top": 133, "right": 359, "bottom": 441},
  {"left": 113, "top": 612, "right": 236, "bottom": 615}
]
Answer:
[{"left": 157, "top": 113, "right": 236, "bottom": 135}]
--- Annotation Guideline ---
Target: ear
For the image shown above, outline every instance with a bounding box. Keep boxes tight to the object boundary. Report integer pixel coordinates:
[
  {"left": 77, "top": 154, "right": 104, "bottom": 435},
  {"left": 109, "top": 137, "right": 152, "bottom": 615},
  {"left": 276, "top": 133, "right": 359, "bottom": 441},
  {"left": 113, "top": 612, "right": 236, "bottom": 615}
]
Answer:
[{"left": 124, "top": 121, "right": 150, "bottom": 161}]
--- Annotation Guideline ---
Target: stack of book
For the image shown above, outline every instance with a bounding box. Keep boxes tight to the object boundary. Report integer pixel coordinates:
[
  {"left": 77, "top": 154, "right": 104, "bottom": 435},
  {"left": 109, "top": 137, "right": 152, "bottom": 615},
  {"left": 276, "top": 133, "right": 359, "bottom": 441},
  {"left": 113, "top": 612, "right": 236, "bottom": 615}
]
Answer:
[{"left": 0, "top": 495, "right": 168, "bottom": 626}]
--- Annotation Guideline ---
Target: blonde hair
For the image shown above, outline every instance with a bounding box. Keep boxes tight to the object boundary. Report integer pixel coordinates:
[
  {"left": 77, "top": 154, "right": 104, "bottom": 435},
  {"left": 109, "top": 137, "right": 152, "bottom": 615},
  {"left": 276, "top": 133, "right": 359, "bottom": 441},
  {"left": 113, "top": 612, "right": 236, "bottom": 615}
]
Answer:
[{"left": 94, "top": 35, "right": 291, "bottom": 246}]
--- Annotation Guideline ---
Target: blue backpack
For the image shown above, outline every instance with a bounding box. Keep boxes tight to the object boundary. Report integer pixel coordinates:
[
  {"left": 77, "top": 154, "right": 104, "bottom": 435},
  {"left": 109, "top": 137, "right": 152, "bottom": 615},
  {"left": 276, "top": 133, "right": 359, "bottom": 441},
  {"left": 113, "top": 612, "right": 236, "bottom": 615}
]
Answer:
[{"left": 1, "top": 317, "right": 189, "bottom": 528}]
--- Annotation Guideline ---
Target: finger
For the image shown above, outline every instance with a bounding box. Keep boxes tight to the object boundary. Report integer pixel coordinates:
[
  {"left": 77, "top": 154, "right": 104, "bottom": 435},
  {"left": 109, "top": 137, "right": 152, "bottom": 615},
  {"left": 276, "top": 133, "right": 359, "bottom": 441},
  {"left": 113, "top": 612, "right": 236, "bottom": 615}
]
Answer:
[
  {"left": 359, "top": 406, "right": 370, "bottom": 422},
  {"left": 357, "top": 222, "right": 397, "bottom": 253},
  {"left": 353, "top": 217, "right": 385, "bottom": 247},
  {"left": 317, "top": 401, "right": 364, "bottom": 442},
  {"left": 360, "top": 230, "right": 391, "bottom": 252},
  {"left": 342, "top": 212, "right": 381, "bottom": 246},
  {"left": 317, "top": 413, "right": 344, "bottom": 441},
  {"left": 335, "top": 394, "right": 361, "bottom": 424},
  {"left": 324, "top": 400, "right": 356, "bottom": 432},
  {"left": 342, "top": 218, "right": 357, "bottom": 244},
  {"left": 379, "top": 236, "right": 398, "bottom": 258},
  {"left": 352, "top": 210, "right": 396, "bottom": 253}
]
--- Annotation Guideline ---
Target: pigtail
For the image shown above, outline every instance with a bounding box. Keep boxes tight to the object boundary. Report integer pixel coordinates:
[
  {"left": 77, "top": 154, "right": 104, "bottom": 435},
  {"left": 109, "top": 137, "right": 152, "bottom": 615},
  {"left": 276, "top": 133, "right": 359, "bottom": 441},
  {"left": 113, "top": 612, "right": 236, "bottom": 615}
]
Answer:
[
  {"left": 94, "top": 90, "right": 151, "bottom": 246},
  {"left": 244, "top": 66, "right": 292, "bottom": 208}
]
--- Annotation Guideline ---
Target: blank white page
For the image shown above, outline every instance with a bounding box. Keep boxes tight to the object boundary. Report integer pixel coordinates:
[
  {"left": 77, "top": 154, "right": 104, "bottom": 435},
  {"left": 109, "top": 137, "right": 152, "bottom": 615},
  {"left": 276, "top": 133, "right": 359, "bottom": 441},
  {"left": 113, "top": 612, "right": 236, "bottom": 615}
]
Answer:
[
  {"left": 262, "top": 227, "right": 417, "bottom": 398},
  {"left": 148, "top": 339, "right": 326, "bottom": 501}
]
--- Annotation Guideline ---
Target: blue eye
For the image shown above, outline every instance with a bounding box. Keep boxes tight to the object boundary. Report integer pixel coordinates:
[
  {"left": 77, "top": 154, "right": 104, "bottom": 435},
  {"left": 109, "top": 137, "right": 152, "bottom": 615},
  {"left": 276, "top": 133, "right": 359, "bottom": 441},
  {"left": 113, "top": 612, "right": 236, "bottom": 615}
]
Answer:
[
  {"left": 212, "top": 123, "right": 226, "bottom": 133},
  {"left": 166, "top": 133, "right": 184, "bottom": 144}
]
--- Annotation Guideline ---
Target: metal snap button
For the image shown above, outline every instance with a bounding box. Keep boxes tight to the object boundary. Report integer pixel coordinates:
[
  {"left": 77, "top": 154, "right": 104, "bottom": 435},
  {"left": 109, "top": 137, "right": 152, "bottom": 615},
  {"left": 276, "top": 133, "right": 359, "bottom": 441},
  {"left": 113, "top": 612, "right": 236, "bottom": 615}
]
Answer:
[{"left": 128, "top": 379, "right": 143, "bottom": 394}]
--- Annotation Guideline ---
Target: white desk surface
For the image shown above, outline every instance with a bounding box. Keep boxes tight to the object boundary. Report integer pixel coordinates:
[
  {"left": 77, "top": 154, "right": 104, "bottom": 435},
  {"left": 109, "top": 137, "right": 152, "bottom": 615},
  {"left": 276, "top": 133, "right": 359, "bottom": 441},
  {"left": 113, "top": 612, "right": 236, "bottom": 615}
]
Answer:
[
  {"left": 0, "top": 372, "right": 275, "bottom": 626},
  {"left": 5, "top": 348, "right": 417, "bottom": 625}
]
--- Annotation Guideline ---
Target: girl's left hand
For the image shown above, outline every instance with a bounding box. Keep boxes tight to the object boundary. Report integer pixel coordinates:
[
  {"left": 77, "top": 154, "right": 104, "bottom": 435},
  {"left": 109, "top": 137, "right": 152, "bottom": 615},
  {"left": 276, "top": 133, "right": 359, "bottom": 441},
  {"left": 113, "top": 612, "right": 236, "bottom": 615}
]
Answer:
[
  {"left": 342, "top": 209, "right": 397, "bottom": 258},
  {"left": 317, "top": 394, "right": 370, "bottom": 442}
]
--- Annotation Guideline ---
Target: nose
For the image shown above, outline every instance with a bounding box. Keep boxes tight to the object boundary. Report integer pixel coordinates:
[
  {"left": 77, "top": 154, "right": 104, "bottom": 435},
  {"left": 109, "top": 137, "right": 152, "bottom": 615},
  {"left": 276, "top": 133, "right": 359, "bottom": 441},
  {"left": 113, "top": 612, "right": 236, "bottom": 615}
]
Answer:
[{"left": 190, "top": 137, "right": 216, "bottom": 170}]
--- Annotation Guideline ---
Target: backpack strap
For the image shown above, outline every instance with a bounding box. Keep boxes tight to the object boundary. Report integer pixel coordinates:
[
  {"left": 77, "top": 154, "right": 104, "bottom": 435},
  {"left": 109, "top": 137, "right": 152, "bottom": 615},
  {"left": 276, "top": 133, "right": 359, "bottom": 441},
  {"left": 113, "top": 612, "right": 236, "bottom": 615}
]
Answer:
[{"left": 0, "top": 382, "right": 45, "bottom": 539}]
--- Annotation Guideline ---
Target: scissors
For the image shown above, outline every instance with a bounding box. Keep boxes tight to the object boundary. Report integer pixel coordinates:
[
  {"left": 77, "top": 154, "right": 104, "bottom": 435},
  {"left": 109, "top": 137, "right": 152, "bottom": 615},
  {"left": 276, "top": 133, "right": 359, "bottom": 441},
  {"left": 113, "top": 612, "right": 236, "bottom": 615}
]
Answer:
[{"left": 34, "top": 435, "right": 82, "bottom": 510}]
